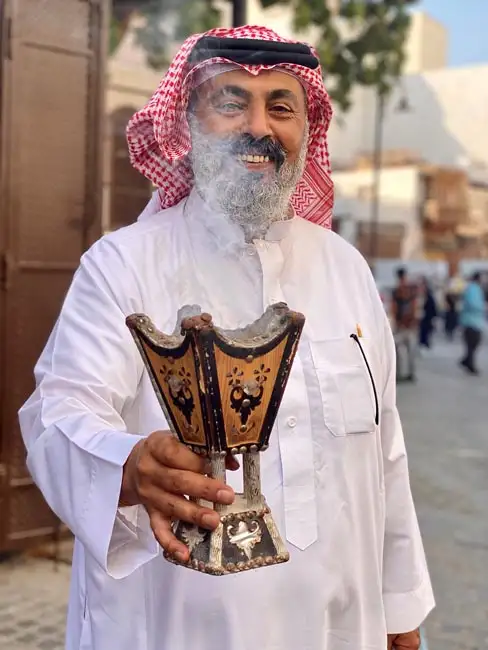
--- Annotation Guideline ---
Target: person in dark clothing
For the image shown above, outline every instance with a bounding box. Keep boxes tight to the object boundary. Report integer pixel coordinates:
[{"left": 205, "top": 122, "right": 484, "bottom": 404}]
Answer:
[
  {"left": 444, "top": 293, "right": 458, "bottom": 340},
  {"left": 418, "top": 278, "right": 438, "bottom": 349},
  {"left": 391, "top": 267, "right": 418, "bottom": 381}
]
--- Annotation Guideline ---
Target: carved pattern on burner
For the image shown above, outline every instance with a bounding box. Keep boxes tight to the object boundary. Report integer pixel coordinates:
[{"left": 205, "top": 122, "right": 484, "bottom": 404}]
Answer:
[
  {"left": 227, "top": 520, "right": 262, "bottom": 560},
  {"left": 158, "top": 362, "right": 203, "bottom": 443},
  {"left": 227, "top": 364, "right": 270, "bottom": 435},
  {"left": 160, "top": 365, "right": 197, "bottom": 428},
  {"left": 181, "top": 525, "right": 206, "bottom": 553}
]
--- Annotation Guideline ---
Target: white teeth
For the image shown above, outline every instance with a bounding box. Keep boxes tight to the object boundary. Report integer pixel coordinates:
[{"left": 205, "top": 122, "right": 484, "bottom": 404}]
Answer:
[{"left": 237, "top": 154, "right": 271, "bottom": 163}]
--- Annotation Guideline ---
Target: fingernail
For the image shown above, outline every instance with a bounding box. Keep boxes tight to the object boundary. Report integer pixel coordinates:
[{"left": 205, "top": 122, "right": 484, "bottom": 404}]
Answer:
[
  {"left": 175, "top": 551, "right": 187, "bottom": 562},
  {"left": 217, "top": 489, "right": 234, "bottom": 504},
  {"left": 202, "top": 513, "right": 219, "bottom": 528}
]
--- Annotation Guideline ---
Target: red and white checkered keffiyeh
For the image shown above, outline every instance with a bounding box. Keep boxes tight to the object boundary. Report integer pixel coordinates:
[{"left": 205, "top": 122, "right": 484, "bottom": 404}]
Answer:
[{"left": 126, "top": 25, "right": 334, "bottom": 228}]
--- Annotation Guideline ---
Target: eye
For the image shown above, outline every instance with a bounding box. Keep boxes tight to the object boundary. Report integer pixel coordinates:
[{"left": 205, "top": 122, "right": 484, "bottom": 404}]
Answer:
[
  {"left": 216, "top": 101, "right": 245, "bottom": 114},
  {"left": 270, "top": 104, "right": 294, "bottom": 116}
]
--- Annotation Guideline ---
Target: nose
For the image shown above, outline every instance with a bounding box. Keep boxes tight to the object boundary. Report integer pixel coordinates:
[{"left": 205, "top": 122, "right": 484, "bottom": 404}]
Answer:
[{"left": 244, "top": 103, "right": 273, "bottom": 140}]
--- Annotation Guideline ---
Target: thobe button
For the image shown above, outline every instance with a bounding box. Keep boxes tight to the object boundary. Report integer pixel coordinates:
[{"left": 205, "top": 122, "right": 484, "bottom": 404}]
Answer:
[
  {"left": 286, "top": 416, "right": 297, "bottom": 428},
  {"left": 245, "top": 245, "right": 256, "bottom": 256}
]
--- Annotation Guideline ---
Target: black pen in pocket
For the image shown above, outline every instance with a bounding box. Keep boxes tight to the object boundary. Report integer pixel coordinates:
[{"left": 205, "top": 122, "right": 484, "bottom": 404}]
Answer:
[{"left": 350, "top": 333, "right": 379, "bottom": 426}]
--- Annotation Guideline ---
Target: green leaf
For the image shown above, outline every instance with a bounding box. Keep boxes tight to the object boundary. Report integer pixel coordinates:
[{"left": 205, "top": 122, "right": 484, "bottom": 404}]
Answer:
[{"left": 293, "top": 0, "right": 313, "bottom": 32}]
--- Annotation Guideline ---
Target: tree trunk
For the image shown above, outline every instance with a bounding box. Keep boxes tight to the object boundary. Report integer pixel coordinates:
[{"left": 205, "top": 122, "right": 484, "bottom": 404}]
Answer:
[{"left": 232, "top": 0, "right": 247, "bottom": 26}]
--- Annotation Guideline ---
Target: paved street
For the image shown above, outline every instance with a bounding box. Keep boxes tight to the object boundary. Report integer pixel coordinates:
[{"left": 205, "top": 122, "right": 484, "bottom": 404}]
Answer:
[
  {"left": 400, "top": 336, "right": 488, "bottom": 650},
  {"left": 0, "top": 335, "right": 487, "bottom": 650},
  {"left": 0, "top": 551, "right": 70, "bottom": 650}
]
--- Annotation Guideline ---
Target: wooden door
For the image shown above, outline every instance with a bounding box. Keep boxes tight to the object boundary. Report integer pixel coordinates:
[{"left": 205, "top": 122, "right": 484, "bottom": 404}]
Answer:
[{"left": 0, "top": 0, "right": 107, "bottom": 551}]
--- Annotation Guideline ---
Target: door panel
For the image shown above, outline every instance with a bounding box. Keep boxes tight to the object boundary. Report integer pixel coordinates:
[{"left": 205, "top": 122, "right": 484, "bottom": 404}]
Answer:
[
  {"left": 0, "top": 0, "right": 107, "bottom": 551},
  {"left": 16, "top": 48, "right": 90, "bottom": 262}
]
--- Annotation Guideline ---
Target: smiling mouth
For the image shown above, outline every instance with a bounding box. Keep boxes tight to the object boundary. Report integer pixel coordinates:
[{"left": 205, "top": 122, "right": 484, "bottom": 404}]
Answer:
[{"left": 237, "top": 154, "right": 272, "bottom": 164}]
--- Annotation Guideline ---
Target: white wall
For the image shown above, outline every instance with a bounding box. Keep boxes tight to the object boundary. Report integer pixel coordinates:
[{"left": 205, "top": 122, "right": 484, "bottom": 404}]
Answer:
[
  {"left": 329, "top": 63, "right": 488, "bottom": 177},
  {"left": 327, "top": 86, "right": 376, "bottom": 170},
  {"left": 383, "top": 65, "right": 488, "bottom": 170},
  {"left": 333, "top": 166, "right": 422, "bottom": 258}
]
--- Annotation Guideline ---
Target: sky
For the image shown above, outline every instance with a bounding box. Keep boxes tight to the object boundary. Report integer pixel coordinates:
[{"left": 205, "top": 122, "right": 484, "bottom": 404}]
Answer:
[{"left": 418, "top": 0, "right": 488, "bottom": 66}]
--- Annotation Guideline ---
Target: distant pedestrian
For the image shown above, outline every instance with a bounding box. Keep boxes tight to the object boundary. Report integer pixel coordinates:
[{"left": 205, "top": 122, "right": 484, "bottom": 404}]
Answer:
[
  {"left": 444, "top": 293, "right": 458, "bottom": 340},
  {"left": 419, "top": 278, "right": 438, "bottom": 350},
  {"left": 459, "top": 272, "right": 486, "bottom": 375},
  {"left": 391, "top": 267, "right": 418, "bottom": 381},
  {"left": 444, "top": 275, "right": 464, "bottom": 340}
]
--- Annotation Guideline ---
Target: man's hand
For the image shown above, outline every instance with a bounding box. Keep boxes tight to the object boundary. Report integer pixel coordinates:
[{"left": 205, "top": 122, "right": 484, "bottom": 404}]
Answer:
[
  {"left": 120, "top": 431, "right": 237, "bottom": 562},
  {"left": 387, "top": 629, "right": 421, "bottom": 650}
]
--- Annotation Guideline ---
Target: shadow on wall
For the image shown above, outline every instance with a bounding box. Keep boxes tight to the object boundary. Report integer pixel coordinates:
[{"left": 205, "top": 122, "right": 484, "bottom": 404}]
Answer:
[
  {"left": 108, "top": 106, "right": 152, "bottom": 231},
  {"left": 382, "top": 72, "right": 469, "bottom": 169}
]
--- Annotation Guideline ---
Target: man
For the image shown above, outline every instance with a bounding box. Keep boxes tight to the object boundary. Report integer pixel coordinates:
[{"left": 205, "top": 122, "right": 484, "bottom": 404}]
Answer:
[
  {"left": 391, "top": 267, "right": 418, "bottom": 381},
  {"left": 19, "top": 26, "right": 434, "bottom": 650},
  {"left": 418, "top": 277, "right": 438, "bottom": 351},
  {"left": 459, "top": 271, "right": 486, "bottom": 375}
]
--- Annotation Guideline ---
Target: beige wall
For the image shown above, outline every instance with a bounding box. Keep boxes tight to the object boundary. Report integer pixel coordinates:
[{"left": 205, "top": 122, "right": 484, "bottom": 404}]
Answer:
[{"left": 403, "top": 11, "right": 448, "bottom": 75}]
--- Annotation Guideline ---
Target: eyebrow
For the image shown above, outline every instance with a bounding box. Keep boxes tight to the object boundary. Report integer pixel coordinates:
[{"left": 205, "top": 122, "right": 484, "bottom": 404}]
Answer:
[
  {"left": 210, "top": 85, "right": 251, "bottom": 102},
  {"left": 210, "top": 85, "right": 301, "bottom": 107}
]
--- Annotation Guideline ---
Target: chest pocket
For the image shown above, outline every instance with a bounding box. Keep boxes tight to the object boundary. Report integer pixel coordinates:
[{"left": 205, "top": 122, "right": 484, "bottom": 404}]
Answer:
[{"left": 310, "top": 336, "right": 379, "bottom": 437}]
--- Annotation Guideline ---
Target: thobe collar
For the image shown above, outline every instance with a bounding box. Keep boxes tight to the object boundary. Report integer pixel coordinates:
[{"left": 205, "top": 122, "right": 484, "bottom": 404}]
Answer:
[{"left": 182, "top": 188, "right": 296, "bottom": 256}]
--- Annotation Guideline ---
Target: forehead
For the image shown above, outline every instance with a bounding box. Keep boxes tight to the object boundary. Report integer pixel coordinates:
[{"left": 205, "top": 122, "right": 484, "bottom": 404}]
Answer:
[{"left": 196, "top": 68, "right": 305, "bottom": 101}]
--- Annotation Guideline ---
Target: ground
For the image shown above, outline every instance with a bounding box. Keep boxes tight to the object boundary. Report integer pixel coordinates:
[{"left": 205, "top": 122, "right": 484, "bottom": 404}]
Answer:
[
  {"left": 0, "top": 336, "right": 487, "bottom": 650},
  {"left": 0, "top": 549, "right": 71, "bottom": 650},
  {"left": 402, "top": 338, "right": 488, "bottom": 650}
]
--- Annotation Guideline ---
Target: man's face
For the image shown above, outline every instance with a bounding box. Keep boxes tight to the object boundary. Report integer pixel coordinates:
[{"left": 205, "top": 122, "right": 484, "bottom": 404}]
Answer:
[{"left": 188, "top": 68, "right": 309, "bottom": 239}]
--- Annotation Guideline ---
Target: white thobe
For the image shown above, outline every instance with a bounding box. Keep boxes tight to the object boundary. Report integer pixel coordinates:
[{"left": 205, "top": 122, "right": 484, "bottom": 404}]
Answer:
[{"left": 19, "top": 189, "right": 434, "bottom": 650}]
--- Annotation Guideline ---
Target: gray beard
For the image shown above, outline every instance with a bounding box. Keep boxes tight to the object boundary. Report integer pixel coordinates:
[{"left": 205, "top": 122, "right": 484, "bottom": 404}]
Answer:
[{"left": 188, "top": 116, "right": 309, "bottom": 241}]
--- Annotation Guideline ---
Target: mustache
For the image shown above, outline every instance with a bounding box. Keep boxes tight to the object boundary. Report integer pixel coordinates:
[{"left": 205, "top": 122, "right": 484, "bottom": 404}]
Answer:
[{"left": 228, "top": 134, "right": 286, "bottom": 169}]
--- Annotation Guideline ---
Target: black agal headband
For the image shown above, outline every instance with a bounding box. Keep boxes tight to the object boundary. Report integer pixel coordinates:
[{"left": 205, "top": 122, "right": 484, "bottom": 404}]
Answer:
[{"left": 188, "top": 36, "right": 320, "bottom": 70}]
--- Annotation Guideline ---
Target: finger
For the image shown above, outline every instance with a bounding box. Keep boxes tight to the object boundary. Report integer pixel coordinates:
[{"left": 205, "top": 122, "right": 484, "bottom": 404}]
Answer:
[
  {"left": 225, "top": 452, "right": 240, "bottom": 471},
  {"left": 149, "top": 490, "right": 222, "bottom": 530},
  {"left": 148, "top": 432, "right": 207, "bottom": 473},
  {"left": 157, "top": 466, "right": 235, "bottom": 504},
  {"left": 138, "top": 453, "right": 234, "bottom": 504},
  {"left": 148, "top": 509, "right": 190, "bottom": 563}
]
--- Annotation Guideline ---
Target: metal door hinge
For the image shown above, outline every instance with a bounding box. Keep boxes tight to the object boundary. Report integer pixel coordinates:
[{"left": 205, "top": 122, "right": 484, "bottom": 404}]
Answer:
[{"left": 0, "top": 252, "right": 13, "bottom": 291}]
